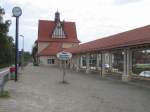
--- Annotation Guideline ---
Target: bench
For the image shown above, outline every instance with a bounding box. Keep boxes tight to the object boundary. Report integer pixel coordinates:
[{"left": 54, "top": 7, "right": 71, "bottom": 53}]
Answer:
[{"left": 0, "top": 69, "right": 10, "bottom": 92}]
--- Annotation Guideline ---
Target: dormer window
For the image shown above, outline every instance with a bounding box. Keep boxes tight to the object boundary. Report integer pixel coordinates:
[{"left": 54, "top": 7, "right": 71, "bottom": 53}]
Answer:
[
  {"left": 52, "top": 11, "right": 66, "bottom": 38},
  {"left": 52, "top": 22, "right": 66, "bottom": 38}
]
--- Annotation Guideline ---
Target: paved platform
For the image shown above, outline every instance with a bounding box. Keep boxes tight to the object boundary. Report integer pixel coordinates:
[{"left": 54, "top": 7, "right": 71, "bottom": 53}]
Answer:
[{"left": 0, "top": 64, "right": 150, "bottom": 112}]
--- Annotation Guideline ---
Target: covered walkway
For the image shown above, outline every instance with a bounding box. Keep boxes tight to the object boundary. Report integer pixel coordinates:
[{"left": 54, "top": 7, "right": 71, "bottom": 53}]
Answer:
[{"left": 66, "top": 25, "right": 150, "bottom": 81}]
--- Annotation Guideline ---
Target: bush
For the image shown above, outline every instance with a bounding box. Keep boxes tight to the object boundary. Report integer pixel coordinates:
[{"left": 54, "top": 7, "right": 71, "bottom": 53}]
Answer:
[
  {"left": 0, "top": 91, "right": 10, "bottom": 98},
  {"left": 133, "top": 64, "right": 150, "bottom": 74}
]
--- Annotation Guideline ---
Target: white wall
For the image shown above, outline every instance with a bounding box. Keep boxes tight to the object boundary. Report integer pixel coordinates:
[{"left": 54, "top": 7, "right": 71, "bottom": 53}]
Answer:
[{"left": 39, "top": 56, "right": 59, "bottom": 66}]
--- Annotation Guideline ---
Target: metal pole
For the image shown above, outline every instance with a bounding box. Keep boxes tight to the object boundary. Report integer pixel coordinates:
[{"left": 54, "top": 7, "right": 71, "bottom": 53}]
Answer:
[
  {"left": 15, "top": 17, "right": 19, "bottom": 82},
  {"left": 23, "top": 36, "right": 24, "bottom": 68},
  {"left": 21, "top": 48, "right": 24, "bottom": 69},
  {"left": 20, "top": 35, "right": 24, "bottom": 69},
  {"left": 62, "top": 61, "right": 66, "bottom": 83},
  {"left": 100, "top": 52, "right": 103, "bottom": 76}
]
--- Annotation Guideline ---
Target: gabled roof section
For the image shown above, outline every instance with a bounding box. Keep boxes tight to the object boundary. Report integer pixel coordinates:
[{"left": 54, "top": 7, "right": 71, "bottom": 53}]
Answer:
[
  {"left": 37, "top": 20, "right": 80, "bottom": 43},
  {"left": 38, "top": 42, "right": 63, "bottom": 56},
  {"left": 66, "top": 25, "right": 150, "bottom": 54},
  {"left": 52, "top": 22, "right": 66, "bottom": 38}
]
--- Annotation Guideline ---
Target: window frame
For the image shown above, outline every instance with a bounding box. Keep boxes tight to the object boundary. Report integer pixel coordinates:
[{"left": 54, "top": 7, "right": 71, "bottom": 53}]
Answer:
[{"left": 47, "top": 58, "right": 55, "bottom": 64}]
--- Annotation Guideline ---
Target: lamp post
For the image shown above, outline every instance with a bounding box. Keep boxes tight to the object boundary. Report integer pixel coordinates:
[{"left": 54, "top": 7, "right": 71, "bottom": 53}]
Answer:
[
  {"left": 20, "top": 35, "right": 24, "bottom": 70},
  {"left": 12, "top": 7, "right": 22, "bottom": 82}
]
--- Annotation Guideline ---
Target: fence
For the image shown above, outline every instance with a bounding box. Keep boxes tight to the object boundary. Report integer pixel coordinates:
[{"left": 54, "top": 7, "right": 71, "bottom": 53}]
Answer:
[{"left": 0, "top": 68, "right": 10, "bottom": 92}]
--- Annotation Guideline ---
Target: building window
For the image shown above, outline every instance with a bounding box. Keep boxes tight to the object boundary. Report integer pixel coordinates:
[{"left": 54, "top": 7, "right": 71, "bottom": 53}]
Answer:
[
  {"left": 81, "top": 55, "right": 86, "bottom": 66},
  {"left": 47, "top": 59, "right": 55, "bottom": 64},
  {"left": 89, "top": 54, "right": 97, "bottom": 67},
  {"left": 52, "top": 22, "right": 66, "bottom": 38}
]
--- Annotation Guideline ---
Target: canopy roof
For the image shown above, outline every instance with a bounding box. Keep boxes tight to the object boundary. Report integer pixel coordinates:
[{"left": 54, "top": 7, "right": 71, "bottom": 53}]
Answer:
[{"left": 66, "top": 25, "right": 150, "bottom": 54}]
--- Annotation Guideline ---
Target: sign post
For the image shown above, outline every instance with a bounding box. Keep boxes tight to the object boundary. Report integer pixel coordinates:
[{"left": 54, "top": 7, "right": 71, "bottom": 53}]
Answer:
[
  {"left": 57, "top": 51, "right": 72, "bottom": 83},
  {"left": 62, "top": 61, "right": 66, "bottom": 83}
]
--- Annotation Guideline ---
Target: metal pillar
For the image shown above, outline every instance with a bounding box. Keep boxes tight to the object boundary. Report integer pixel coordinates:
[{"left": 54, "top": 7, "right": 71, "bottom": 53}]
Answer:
[
  {"left": 101, "top": 52, "right": 106, "bottom": 76},
  {"left": 80, "top": 55, "right": 83, "bottom": 68},
  {"left": 96, "top": 53, "right": 100, "bottom": 70},
  {"left": 129, "top": 50, "right": 133, "bottom": 75},
  {"left": 109, "top": 52, "right": 113, "bottom": 72},
  {"left": 15, "top": 17, "right": 19, "bottom": 82},
  {"left": 75, "top": 55, "right": 80, "bottom": 72},
  {"left": 86, "top": 53, "right": 90, "bottom": 73},
  {"left": 62, "top": 61, "right": 66, "bottom": 83},
  {"left": 20, "top": 35, "right": 24, "bottom": 70},
  {"left": 122, "top": 48, "right": 131, "bottom": 81}
]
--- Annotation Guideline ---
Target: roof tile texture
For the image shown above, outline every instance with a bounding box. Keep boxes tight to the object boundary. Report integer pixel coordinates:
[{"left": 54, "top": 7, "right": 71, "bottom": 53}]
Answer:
[
  {"left": 37, "top": 20, "right": 80, "bottom": 43},
  {"left": 38, "top": 42, "right": 63, "bottom": 56},
  {"left": 66, "top": 25, "right": 150, "bottom": 54}
]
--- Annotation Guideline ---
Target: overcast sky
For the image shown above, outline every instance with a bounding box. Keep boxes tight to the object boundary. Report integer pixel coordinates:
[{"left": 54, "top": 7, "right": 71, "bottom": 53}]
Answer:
[{"left": 1, "top": 0, "right": 150, "bottom": 52}]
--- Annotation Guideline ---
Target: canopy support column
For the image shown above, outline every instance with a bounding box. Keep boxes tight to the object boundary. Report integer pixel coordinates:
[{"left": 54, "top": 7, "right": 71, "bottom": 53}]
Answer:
[
  {"left": 122, "top": 48, "right": 132, "bottom": 81},
  {"left": 86, "top": 53, "right": 90, "bottom": 74}
]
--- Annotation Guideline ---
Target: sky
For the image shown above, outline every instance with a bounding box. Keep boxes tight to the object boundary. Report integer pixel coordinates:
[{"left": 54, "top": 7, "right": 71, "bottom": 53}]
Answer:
[{"left": 1, "top": 0, "right": 150, "bottom": 52}]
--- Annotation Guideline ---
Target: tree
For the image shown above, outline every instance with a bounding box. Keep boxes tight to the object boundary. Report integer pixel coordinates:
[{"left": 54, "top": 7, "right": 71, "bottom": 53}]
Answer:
[
  {"left": 0, "top": 7, "right": 15, "bottom": 68},
  {"left": 19, "top": 51, "right": 32, "bottom": 66},
  {"left": 32, "top": 42, "right": 38, "bottom": 64},
  {"left": 24, "top": 51, "right": 32, "bottom": 62}
]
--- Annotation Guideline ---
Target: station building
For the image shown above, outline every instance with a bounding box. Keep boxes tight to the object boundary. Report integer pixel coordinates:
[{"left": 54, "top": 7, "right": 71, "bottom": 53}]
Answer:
[
  {"left": 37, "top": 12, "right": 80, "bottom": 65},
  {"left": 36, "top": 12, "right": 150, "bottom": 81}
]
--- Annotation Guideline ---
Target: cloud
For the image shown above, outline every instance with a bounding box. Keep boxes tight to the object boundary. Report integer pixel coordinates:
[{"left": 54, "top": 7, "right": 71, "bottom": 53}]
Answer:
[{"left": 113, "top": 0, "right": 143, "bottom": 5}]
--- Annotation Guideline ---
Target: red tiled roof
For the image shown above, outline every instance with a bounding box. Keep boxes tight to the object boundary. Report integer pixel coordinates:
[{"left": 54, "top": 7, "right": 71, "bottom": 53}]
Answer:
[
  {"left": 66, "top": 25, "right": 150, "bottom": 54},
  {"left": 37, "top": 20, "right": 80, "bottom": 43},
  {"left": 38, "top": 42, "right": 63, "bottom": 56}
]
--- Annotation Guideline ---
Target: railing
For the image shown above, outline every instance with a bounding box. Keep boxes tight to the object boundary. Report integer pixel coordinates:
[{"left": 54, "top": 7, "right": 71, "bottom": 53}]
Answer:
[{"left": 0, "top": 68, "right": 10, "bottom": 92}]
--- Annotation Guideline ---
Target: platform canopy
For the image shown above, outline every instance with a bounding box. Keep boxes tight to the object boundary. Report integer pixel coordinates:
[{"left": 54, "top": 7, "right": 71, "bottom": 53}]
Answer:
[{"left": 66, "top": 25, "right": 150, "bottom": 54}]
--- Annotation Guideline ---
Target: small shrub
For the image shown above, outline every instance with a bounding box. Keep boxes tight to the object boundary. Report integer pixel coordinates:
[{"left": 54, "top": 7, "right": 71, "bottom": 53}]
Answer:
[
  {"left": 132, "top": 64, "right": 150, "bottom": 74},
  {"left": 0, "top": 91, "right": 10, "bottom": 98}
]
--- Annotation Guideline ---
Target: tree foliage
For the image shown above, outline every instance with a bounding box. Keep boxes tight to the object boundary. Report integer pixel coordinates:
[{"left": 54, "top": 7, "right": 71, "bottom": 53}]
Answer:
[
  {"left": 0, "top": 7, "right": 15, "bottom": 68},
  {"left": 24, "top": 51, "right": 32, "bottom": 62},
  {"left": 32, "top": 42, "right": 38, "bottom": 64}
]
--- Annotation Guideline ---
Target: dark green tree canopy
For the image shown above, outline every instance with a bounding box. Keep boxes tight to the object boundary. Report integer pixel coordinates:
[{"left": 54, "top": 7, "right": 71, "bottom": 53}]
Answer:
[{"left": 0, "top": 6, "right": 15, "bottom": 68}]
